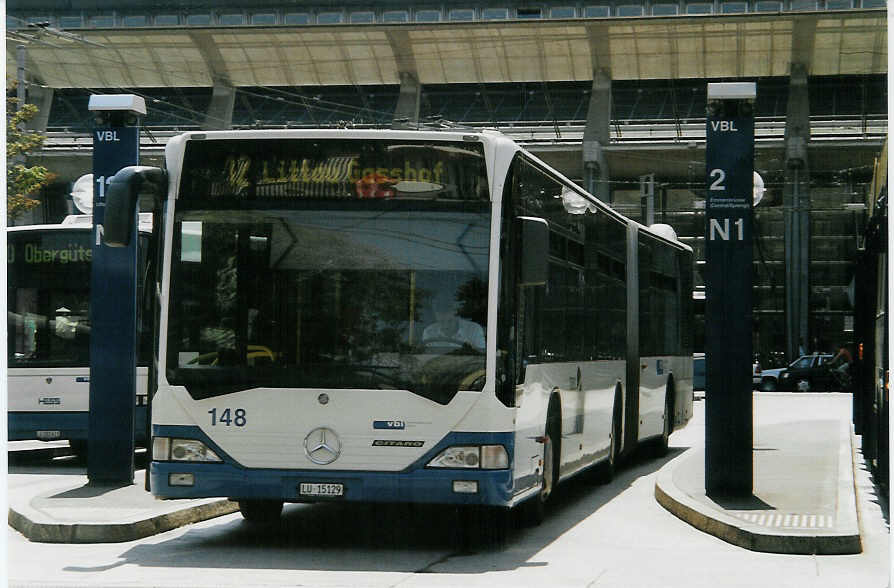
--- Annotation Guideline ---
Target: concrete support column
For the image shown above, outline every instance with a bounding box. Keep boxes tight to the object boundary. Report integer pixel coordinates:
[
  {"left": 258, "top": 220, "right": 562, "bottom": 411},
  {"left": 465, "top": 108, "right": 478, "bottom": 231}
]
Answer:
[
  {"left": 202, "top": 79, "right": 235, "bottom": 130},
  {"left": 26, "top": 85, "right": 54, "bottom": 131},
  {"left": 189, "top": 31, "right": 235, "bottom": 130},
  {"left": 387, "top": 30, "right": 421, "bottom": 129},
  {"left": 583, "top": 69, "right": 611, "bottom": 203},
  {"left": 393, "top": 71, "right": 421, "bottom": 129},
  {"left": 784, "top": 63, "right": 811, "bottom": 360}
]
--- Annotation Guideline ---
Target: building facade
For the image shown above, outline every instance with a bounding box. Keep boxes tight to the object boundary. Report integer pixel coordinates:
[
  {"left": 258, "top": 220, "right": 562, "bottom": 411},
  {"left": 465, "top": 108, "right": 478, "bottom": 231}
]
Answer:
[{"left": 6, "top": 0, "right": 888, "bottom": 366}]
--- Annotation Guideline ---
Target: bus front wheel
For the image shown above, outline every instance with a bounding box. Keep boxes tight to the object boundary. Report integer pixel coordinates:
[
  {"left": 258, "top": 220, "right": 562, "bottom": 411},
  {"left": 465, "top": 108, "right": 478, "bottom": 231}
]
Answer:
[
  {"left": 237, "top": 499, "right": 283, "bottom": 523},
  {"left": 523, "top": 399, "right": 560, "bottom": 526}
]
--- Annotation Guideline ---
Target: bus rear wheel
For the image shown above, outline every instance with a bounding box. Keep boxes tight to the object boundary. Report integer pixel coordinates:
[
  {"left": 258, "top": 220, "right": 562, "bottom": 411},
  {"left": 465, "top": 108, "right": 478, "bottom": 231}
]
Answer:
[
  {"left": 594, "top": 387, "right": 622, "bottom": 484},
  {"left": 237, "top": 499, "right": 283, "bottom": 523},
  {"left": 654, "top": 387, "right": 674, "bottom": 457}
]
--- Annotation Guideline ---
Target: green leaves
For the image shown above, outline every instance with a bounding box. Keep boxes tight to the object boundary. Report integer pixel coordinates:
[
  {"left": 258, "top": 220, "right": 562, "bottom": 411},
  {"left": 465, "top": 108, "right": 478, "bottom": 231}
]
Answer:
[{"left": 7, "top": 91, "right": 53, "bottom": 221}]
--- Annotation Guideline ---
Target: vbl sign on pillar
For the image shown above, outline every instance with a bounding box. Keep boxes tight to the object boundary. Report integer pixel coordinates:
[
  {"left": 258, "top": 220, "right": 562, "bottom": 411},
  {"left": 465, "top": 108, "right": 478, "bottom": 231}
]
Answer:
[
  {"left": 704, "top": 85, "right": 754, "bottom": 496},
  {"left": 87, "top": 124, "right": 140, "bottom": 483}
]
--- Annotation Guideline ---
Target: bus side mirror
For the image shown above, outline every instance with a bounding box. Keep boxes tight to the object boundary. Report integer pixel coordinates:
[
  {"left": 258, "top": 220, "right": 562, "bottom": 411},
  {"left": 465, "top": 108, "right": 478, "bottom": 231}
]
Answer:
[
  {"left": 518, "top": 216, "right": 549, "bottom": 286},
  {"left": 104, "top": 166, "right": 166, "bottom": 247}
]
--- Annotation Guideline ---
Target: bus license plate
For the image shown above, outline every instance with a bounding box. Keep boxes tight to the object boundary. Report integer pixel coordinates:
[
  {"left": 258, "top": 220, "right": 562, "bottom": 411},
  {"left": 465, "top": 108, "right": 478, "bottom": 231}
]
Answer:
[{"left": 299, "top": 483, "right": 344, "bottom": 497}]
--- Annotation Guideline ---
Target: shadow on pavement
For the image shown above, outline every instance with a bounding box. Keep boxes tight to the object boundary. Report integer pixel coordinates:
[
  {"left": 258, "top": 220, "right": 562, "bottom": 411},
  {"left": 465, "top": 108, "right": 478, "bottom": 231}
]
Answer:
[
  {"left": 708, "top": 494, "right": 775, "bottom": 511},
  {"left": 50, "top": 482, "right": 135, "bottom": 499},
  {"left": 80, "top": 446, "right": 687, "bottom": 575},
  {"left": 8, "top": 447, "right": 149, "bottom": 475},
  {"left": 855, "top": 446, "right": 890, "bottom": 529}
]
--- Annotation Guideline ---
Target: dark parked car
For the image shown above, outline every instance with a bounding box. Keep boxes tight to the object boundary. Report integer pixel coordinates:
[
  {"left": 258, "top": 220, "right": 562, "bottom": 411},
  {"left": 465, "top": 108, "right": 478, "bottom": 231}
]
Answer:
[
  {"left": 777, "top": 354, "right": 837, "bottom": 391},
  {"left": 758, "top": 353, "right": 833, "bottom": 391}
]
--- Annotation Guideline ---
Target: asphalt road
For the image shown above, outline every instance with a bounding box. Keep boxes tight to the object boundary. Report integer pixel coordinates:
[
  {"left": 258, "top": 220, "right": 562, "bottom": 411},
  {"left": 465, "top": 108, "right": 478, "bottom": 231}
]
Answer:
[{"left": 6, "top": 397, "right": 891, "bottom": 588}]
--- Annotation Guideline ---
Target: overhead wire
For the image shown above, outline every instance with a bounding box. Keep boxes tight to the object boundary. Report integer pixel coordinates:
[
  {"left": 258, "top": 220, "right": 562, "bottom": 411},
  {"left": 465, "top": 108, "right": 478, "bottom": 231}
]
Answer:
[
  {"left": 236, "top": 86, "right": 396, "bottom": 124},
  {"left": 83, "top": 87, "right": 209, "bottom": 127}
]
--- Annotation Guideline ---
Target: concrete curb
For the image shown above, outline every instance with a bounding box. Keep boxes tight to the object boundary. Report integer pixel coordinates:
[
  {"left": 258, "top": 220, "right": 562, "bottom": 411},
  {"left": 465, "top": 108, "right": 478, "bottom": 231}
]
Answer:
[
  {"left": 8, "top": 499, "right": 240, "bottom": 544},
  {"left": 654, "top": 439, "right": 862, "bottom": 555}
]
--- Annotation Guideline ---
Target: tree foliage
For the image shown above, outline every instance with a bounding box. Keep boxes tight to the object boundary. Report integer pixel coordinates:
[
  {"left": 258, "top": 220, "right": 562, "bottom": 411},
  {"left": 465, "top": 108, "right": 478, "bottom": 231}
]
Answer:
[{"left": 8, "top": 89, "right": 54, "bottom": 221}]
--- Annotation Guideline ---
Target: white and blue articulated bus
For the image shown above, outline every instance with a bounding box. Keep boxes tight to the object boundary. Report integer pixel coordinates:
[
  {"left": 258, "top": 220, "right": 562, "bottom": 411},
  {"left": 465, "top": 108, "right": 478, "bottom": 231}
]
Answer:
[
  {"left": 104, "top": 129, "right": 693, "bottom": 525},
  {"left": 7, "top": 214, "right": 153, "bottom": 454}
]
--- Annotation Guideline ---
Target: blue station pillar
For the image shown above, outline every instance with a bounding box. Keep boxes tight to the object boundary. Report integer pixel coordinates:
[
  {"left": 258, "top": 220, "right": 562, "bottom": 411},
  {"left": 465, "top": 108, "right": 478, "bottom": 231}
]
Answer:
[
  {"left": 704, "top": 83, "right": 755, "bottom": 497},
  {"left": 86, "top": 94, "right": 145, "bottom": 484}
]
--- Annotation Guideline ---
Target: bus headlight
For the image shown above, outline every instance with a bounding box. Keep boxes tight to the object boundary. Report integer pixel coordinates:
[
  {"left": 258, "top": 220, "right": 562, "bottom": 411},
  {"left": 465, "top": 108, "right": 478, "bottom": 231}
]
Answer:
[
  {"left": 427, "top": 445, "right": 508, "bottom": 469},
  {"left": 152, "top": 437, "right": 222, "bottom": 462}
]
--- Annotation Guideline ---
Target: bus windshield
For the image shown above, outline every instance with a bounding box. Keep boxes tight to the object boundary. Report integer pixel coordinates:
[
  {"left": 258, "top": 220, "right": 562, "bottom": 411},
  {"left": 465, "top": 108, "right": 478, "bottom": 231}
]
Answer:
[
  {"left": 167, "top": 138, "right": 490, "bottom": 404},
  {"left": 7, "top": 228, "right": 151, "bottom": 368},
  {"left": 8, "top": 230, "right": 93, "bottom": 367}
]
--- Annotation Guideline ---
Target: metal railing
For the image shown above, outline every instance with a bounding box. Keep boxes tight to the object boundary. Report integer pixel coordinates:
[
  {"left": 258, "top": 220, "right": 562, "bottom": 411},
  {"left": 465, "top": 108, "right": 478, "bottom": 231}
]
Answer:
[{"left": 40, "top": 114, "right": 886, "bottom": 152}]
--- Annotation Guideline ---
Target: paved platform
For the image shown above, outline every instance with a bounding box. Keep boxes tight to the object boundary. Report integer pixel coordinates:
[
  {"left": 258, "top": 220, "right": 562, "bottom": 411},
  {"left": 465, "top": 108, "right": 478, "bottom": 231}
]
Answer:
[
  {"left": 8, "top": 469, "right": 238, "bottom": 543},
  {"left": 9, "top": 394, "right": 863, "bottom": 551},
  {"left": 656, "top": 393, "right": 862, "bottom": 555}
]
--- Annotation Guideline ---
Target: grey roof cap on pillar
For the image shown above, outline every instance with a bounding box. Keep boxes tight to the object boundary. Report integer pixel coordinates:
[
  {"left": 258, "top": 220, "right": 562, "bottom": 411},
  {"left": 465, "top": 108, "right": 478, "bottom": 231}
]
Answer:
[
  {"left": 707, "top": 82, "right": 757, "bottom": 100},
  {"left": 88, "top": 94, "right": 147, "bottom": 115}
]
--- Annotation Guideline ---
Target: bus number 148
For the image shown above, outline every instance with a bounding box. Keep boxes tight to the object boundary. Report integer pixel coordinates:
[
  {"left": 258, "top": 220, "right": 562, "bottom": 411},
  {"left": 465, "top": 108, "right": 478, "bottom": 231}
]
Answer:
[{"left": 208, "top": 408, "right": 247, "bottom": 427}]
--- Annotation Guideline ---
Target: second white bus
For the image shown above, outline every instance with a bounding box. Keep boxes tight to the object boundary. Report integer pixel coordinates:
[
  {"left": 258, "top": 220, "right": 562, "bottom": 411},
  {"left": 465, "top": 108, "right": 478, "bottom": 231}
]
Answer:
[{"left": 7, "top": 215, "right": 153, "bottom": 453}]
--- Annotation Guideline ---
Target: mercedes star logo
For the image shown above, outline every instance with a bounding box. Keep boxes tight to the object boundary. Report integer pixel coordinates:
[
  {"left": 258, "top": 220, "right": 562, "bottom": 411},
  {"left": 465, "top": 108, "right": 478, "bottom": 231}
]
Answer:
[{"left": 304, "top": 427, "right": 342, "bottom": 465}]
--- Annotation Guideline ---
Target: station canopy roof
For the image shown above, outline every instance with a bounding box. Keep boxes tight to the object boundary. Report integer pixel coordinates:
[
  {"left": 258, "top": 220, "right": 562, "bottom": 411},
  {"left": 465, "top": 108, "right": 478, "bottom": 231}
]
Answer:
[{"left": 8, "top": 10, "right": 887, "bottom": 89}]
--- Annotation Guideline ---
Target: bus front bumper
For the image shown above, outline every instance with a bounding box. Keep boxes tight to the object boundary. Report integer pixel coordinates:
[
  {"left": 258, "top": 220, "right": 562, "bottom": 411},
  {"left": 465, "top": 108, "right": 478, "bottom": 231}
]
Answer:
[
  {"left": 150, "top": 461, "right": 514, "bottom": 506},
  {"left": 149, "top": 426, "right": 515, "bottom": 506},
  {"left": 7, "top": 409, "right": 148, "bottom": 443},
  {"left": 7, "top": 411, "right": 88, "bottom": 442}
]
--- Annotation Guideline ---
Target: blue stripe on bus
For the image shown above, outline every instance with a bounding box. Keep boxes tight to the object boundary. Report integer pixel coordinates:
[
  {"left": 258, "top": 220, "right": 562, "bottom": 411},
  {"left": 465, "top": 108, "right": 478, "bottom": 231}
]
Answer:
[
  {"left": 150, "top": 424, "right": 514, "bottom": 506},
  {"left": 8, "top": 408, "right": 148, "bottom": 442}
]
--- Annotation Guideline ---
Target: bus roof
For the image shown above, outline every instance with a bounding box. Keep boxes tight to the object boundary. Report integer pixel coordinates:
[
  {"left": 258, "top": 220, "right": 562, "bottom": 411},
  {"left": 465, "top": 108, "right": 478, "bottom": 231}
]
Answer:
[{"left": 173, "top": 127, "right": 508, "bottom": 143}]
